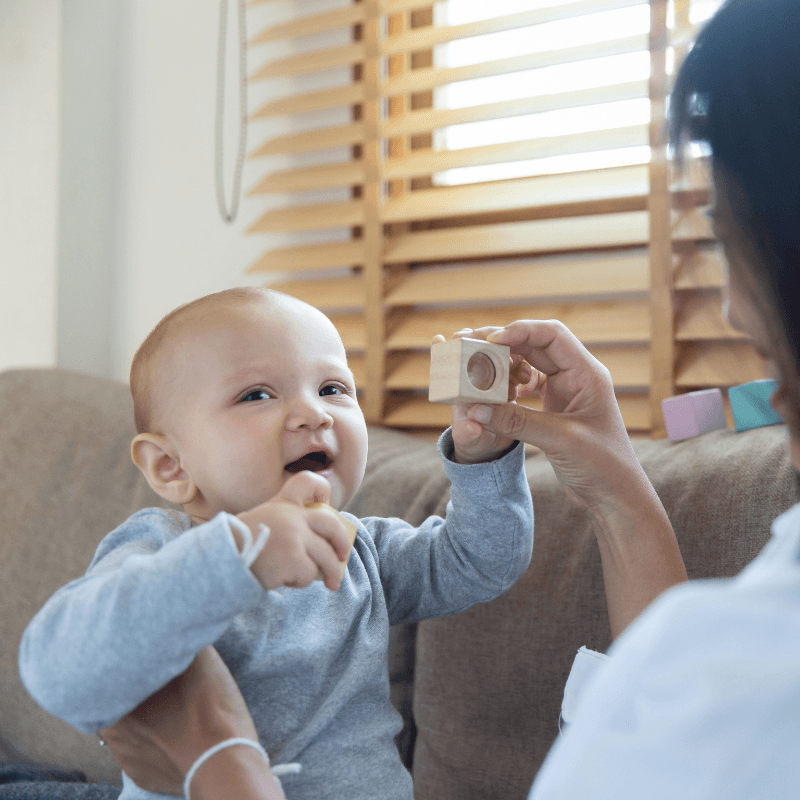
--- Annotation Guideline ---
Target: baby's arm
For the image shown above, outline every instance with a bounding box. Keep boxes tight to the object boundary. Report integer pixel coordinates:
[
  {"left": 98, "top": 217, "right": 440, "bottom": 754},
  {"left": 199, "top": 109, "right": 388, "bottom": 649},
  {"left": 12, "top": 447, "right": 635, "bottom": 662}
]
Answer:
[
  {"left": 19, "top": 509, "right": 264, "bottom": 734},
  {"left": 369, "top": 428, "right": 533, "bottom": 625},
  {"left": 20, "top": 473, "right": 354, "bottom": 734}
]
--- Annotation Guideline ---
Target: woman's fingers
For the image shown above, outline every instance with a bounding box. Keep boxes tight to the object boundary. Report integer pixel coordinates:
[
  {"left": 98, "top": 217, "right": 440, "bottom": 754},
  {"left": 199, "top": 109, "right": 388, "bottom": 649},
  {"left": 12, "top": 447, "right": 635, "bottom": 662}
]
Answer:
[
  {"left": 467, "top": 401, "right": 565, "bottom": 454},
  {"left": 486, "top": 319, "right": 594, "bottom": 377}
]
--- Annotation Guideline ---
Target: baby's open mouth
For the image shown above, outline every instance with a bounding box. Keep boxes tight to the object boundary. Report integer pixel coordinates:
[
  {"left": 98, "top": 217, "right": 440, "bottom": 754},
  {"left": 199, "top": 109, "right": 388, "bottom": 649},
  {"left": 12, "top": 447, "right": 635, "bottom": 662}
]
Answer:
[{"left": 284, "top": 451, "right": 333, "bottom": 474}]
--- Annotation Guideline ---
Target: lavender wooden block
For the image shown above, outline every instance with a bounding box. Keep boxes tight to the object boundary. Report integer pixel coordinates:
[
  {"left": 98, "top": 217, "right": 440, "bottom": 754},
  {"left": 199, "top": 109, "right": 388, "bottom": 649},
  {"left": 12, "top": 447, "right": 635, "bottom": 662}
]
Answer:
[{"left": 662, "top": 389, "right": 728, "bottom": 441}]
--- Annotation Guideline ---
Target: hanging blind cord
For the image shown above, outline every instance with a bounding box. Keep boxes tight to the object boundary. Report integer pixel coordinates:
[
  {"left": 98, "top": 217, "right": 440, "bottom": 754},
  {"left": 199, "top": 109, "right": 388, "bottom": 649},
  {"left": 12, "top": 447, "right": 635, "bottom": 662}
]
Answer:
[{"left": 215, "top": 0, "right": 248, "bottom": 223}]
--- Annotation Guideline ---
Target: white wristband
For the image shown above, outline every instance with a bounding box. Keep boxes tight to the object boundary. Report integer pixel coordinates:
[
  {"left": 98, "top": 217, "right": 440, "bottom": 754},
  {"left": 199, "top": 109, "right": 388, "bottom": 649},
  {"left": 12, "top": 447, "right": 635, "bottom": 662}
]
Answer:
[
  {"left": 247, "top": 523, "right": 271, "bottom": 568},
  {"left": 183, "top": 737, "right": 269, "bottom": 800},
  {"left": 225, "top": 514, "right": 271, "bottom": 569}
]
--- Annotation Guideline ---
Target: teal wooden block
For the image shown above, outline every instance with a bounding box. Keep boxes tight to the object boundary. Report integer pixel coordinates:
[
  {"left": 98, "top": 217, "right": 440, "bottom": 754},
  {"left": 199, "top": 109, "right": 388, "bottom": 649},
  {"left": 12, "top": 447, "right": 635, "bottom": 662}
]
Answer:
[{"left": 728, "top": 379, "right": 783, "bottom": 431}]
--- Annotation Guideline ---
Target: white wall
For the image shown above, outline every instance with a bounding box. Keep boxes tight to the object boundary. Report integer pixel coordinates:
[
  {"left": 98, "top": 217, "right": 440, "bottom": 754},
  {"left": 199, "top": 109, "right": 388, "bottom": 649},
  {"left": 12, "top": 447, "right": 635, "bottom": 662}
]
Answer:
[
  {"left": 57, "top": 0, "right": 124, "bottom": 378},
  {"left": 0, "top": 0, "right": 61, "bottom": 372},
  {"left": 1, "top": 0, "right": 352, "bottom": 383}
]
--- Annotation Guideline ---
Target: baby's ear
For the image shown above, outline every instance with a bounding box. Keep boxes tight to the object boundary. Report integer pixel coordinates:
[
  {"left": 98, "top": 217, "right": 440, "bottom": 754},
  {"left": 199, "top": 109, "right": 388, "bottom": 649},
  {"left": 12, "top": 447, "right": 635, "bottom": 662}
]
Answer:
[{"left": 131, "top": 433, "right": 197, "bottom": 506}]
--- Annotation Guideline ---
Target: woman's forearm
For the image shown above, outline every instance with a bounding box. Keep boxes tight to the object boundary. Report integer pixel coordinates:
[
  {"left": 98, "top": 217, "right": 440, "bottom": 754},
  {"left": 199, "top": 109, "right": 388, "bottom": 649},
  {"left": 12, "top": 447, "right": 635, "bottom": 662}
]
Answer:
[{"left": 587, "top": 459, "right": 687, "bottom": 638}]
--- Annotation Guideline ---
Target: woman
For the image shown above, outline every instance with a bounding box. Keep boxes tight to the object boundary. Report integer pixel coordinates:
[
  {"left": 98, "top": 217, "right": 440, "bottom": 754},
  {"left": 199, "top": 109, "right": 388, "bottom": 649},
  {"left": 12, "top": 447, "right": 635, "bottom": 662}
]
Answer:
[{"left": 101, "top": 0, "right": 800, "bottom": 796}]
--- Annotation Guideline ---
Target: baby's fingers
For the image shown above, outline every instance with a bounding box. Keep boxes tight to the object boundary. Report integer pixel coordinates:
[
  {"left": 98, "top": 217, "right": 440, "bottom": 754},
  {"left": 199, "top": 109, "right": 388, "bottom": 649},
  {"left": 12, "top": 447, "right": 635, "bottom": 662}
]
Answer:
[
  {"left": 305, "top": 504, "right": 358, "bottom": 590},
  {"left": 305, "top": 504, "right": 356, "bottom": 564}
]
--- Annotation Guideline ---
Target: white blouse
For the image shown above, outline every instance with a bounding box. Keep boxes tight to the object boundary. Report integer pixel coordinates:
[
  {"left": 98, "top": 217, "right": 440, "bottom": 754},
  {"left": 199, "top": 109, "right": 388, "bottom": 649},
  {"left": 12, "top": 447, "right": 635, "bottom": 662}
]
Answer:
[{"left": 528, "top": 501, "right": 800, "bottom": 800}]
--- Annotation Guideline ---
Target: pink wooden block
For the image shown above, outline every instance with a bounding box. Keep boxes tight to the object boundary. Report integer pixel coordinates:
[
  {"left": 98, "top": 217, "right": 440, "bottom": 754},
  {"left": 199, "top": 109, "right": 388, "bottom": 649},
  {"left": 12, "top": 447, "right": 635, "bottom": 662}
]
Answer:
[{"left": 661, "top": 389, "right": 728, "bottom": 441}]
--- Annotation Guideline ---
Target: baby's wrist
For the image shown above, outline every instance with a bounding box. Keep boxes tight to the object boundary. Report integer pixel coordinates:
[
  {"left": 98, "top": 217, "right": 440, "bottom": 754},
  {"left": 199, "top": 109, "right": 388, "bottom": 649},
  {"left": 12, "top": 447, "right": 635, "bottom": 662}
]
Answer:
[{"left": 453, "top": 440, "right": 516, "bottom": 465}]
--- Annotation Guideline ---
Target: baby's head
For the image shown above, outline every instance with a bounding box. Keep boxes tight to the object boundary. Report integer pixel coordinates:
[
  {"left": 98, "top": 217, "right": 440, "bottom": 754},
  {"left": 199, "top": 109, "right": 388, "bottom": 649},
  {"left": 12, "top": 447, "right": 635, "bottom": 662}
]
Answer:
[{"left": 130, "top": 287, "right": 368, "bottom": 522}]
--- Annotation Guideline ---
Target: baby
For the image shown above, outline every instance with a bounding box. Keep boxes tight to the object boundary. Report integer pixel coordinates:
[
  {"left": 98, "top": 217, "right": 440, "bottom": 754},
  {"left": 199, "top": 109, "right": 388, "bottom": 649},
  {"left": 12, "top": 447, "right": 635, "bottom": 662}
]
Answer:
[{"left": 20, "top": 287, "right": 533, "bottom": 800}]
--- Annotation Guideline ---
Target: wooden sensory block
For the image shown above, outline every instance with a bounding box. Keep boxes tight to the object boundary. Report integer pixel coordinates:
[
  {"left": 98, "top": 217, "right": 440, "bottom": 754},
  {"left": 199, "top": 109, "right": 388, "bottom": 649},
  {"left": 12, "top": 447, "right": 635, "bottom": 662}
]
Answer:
[
  {"left": 306, "top": 502, "right": 358, "bottom": 583},
  {"left": 728, "top": 379, "right": 783, "bottom": 432},
  {"left": 429, "top": 337, "right": 510, "bottom": 405},
  {"left": 661, "top": 388, "right": 728, "bottom": 441}
]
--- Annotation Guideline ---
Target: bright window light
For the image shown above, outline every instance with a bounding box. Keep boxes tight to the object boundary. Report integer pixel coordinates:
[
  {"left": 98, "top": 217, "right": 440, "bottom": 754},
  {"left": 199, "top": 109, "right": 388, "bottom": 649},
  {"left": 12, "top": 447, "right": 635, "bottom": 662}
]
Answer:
[
  {"left": 433, "top": 0, "right": 724, "bottom": 186},
  {"left": 446, "top": 98, "right": 650, "bottom": 150},
  {"left": 690, "top": 0, "right": 723, "bottom": 24},
  {"left": 443, "top": 52, "right": 650, "bottom": 111},
  {"left": 443, "top": 5, "right": 650, "bottom": 68},
  {"left": 440, "top": 145, "right": 651, "bottom": 185}
]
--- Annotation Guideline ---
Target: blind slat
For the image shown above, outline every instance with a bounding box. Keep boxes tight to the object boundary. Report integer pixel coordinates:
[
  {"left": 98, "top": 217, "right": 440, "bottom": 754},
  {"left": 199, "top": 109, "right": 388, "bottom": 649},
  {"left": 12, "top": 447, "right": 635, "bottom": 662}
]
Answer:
[
  {"left": 247, "top": 200, "right": 363, "bottom": 234},
  {"left": 248, "top": 240, "right": 364, "bottom": 273},
  {"left": 382, "top": 126, "right": 649, "bottom": 181},
  {"left": 249, "top": 43, "right": 365, "bottom": 81},
  {"left": 674, "top": 249, "right": 726, "bottom": 289},
  {"left": 250, "top": 6, "right": 366, "bottom": 45},
  {"left": 382, "top": 81, "right": 649, "bottom": 138},
  {"left": 386, "top": 300, "right": 650, "bottom": 348},
  {"left": 382, "top": 166, "right": 648, "bottom": 223},
  {"left": 271, "top": 276, "right": 364, "bottom": 311},
  {"left": 384, "top": 211, "right": 650, "bottom": 264},
  {"left": 329, "top": 313, "right": 367, "bottom": 352},
  {"left": 250, "top": 86, "right": 365, "bottom": 121},
  {"left": 249, "top": 123, "right": 365, "bottom": 157},
  {"left": 675, "top": 342, "right": 769, "bottom": 387},
  {"left": 248, "top": 161, "right": 364, "bottom": 195},
  {"left": 675, "top": 292, "right": 747, "bottom": 341},
  {"left": 386, "top": 249, "right": 649, "bottom": 305}
]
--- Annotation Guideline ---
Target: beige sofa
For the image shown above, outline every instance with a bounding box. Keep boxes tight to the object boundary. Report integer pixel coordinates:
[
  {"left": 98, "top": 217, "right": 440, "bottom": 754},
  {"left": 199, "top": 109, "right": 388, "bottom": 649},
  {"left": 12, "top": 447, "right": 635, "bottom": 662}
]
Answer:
[{"left": 1, "top": 368, "right": 797, "bottom": 798}]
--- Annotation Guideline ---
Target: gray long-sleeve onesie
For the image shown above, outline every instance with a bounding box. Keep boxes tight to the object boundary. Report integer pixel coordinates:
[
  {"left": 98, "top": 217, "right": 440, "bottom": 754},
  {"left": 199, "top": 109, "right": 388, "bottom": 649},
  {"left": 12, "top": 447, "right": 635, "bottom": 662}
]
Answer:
[{"left": 20, "top": 432, "right": 533, "bottom": 800}]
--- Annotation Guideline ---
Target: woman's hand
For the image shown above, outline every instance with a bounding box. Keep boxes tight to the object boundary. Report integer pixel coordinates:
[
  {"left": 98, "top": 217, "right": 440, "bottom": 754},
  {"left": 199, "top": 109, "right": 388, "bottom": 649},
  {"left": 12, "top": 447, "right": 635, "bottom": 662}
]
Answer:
[
  {"left": 100, "top": 646, "right": 286, "bottom": 799},
  {"left": 459, "top": 320, "right": 687, "bottom": 635},
  {"left": 435, "top": 330, "right": 541, "bottom": 464},
  {"left": 456, "top": 320, "right": 638, "bottom": 513}
]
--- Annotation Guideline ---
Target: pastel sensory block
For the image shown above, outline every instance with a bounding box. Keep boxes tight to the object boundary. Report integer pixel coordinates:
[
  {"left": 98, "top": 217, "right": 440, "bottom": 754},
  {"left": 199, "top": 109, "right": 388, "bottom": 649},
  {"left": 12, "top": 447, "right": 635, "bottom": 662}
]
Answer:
[
  {"left": 728, "top": 379, "right": 783, "bottom": 432},
  {"left": 429, "top": 337, "right": 510, "bottom": 404},
  {"left": 661, "top": 388, "right": 728, "bottom": 441}
]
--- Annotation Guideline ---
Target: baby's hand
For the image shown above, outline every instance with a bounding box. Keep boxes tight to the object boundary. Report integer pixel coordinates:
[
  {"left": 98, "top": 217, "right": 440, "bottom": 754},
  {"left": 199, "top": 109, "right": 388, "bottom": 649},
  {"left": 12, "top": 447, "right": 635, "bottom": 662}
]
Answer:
[
  {"left": 433, "top": 329, "right": 544, "bottom": 464},
  {"left": 236, "top": 472, "right": 354, "bottom": 592}
]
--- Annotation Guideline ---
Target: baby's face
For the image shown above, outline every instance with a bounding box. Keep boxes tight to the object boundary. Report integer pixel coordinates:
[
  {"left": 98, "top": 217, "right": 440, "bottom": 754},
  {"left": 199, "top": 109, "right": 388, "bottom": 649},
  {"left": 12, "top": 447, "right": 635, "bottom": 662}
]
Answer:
[{"left": 159, "top": 298, "right": 368, "bottom": 519}]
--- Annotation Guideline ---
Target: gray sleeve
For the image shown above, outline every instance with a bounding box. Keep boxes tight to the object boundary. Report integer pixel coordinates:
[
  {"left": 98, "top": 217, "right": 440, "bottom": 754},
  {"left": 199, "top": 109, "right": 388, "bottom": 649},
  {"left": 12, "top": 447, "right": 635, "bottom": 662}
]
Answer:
[
  {"left": 365, "top": 429, "right": 534, "bottom": 625},
  {"left": 18, "top": 509, "right": 264, "bottom": 734}
]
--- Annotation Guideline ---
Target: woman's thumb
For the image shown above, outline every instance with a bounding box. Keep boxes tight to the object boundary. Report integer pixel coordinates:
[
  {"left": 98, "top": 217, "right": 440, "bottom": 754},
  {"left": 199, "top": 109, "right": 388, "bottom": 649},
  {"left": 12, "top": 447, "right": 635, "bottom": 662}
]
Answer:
[{"left": 467, "top": 402, "right": 558, "bottom": 449}]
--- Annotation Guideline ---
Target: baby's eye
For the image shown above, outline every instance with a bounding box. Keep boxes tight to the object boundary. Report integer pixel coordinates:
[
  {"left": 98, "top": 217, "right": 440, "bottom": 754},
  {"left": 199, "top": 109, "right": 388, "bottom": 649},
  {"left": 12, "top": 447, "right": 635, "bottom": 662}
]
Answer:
[
  {"left": 241, "top": 389, "right": 271, "bottom": 402},
  {"left": 320, "top": 383, "right": 347, "bottom": 397}
]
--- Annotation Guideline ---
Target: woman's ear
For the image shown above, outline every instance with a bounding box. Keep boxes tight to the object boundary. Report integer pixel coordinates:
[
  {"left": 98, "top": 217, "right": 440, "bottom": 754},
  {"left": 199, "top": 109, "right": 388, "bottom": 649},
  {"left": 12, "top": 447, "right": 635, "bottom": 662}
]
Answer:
[{"left": 131, "top": 433, "right": 197, "bottom": 506}]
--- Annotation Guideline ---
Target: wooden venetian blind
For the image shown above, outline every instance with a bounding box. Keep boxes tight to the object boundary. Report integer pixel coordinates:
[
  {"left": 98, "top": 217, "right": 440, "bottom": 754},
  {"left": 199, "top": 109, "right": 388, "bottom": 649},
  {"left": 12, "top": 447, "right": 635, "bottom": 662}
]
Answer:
[{"left": 245, "top": 0, "right": 766, "bottom": 436}]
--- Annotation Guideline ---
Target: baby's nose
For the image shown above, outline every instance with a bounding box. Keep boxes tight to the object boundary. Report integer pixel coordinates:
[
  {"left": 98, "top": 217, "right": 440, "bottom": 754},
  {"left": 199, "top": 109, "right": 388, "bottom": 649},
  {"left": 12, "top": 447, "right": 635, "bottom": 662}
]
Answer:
[{"left": 287, "top": 395, "right": 333, "bottom": 429}]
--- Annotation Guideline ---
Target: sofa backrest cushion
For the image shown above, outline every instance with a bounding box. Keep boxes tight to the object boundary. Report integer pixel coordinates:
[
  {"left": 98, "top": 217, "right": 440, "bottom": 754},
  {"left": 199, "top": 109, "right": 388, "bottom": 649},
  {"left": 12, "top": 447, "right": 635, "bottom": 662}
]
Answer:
[{"left": 0, "top": 369, "right": 175, "bottom": 783}]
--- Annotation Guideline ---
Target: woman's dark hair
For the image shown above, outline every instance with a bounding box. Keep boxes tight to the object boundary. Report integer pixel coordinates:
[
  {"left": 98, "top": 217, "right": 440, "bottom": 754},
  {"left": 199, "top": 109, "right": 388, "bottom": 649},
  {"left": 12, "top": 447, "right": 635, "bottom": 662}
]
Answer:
[{"left": 670, "top": 0, "right": 800, "bottom": 435}]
